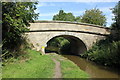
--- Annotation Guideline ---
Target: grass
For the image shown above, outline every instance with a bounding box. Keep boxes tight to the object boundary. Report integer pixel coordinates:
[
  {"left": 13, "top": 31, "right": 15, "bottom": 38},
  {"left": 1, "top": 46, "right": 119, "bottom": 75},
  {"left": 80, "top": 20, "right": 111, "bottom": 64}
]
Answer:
[
  {"left": 60, "top": 60, "right": 89, "bottom": 78},
  {"left": 2, "top": 49, "right": 89, "bottom": 78},
  {"left": 2, "top": 49, "right": 55, "bottom": 78},
  {"left": 50, "top": 54, "right": 90, "bottom": 78}
]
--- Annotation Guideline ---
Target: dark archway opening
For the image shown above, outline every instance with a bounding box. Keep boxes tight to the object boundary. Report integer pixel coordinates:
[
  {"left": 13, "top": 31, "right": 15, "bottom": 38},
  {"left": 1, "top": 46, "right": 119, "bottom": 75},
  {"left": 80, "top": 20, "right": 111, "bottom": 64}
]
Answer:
[{"left": 45, "top": 35, "right": 87, "bottom": 55}]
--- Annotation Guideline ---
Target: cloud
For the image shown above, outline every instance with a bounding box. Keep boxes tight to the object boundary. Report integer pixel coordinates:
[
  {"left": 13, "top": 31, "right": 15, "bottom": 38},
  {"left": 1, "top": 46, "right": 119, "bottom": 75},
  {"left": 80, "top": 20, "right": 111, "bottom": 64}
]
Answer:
[
  {"left": 71, "top": 10, "right": 85, "bottom": 16},
  {"left": 106, "top": 14, "right": 114, "bottom": 26},
  {"left": 99, "top": 7, "right": 112, "bottom": 13},
  {"left": 97, "top": 6, "right": 114, "bottom": 26},
  {"left": 39, "top": 12, "right": 57, "bottom": 17},
  {"left": 38, "top": 10, "right": 85, "bottom": 17},
  {"left": 35, "top": 8, "right": 40, "bottom": 13},
  {"left": 2, "top": 0, "right": 119, "bottom": 2},
  {"left": 73, "top": 10, "right": 85, "bottom": 14},
  {"left": 38, "top": 0, "right": 119, "bottom": 2},
  {"left": 37, "top": 2, "right": 56, "bottom": 7}
]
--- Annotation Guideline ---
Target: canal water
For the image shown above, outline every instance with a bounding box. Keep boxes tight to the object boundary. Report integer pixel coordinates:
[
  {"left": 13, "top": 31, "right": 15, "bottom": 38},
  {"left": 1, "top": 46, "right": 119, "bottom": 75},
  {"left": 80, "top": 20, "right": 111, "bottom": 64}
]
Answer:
[{"left": 63, "top": 55, "right": 120, "bottom": 78}]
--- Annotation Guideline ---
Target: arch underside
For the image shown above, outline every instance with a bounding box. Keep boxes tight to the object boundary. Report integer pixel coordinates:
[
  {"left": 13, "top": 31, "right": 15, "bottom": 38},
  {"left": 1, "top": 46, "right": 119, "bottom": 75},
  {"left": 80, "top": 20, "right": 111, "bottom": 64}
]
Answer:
[{"left": 45, "top": 35, "right": 87, "bottom": 55}]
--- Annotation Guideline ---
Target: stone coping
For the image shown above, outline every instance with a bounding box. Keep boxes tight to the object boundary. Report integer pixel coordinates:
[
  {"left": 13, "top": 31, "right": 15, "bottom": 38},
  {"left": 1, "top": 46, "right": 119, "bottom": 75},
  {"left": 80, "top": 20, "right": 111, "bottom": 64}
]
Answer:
[{"left": 32, "top": 20, "right": 111, "bottom": 30}]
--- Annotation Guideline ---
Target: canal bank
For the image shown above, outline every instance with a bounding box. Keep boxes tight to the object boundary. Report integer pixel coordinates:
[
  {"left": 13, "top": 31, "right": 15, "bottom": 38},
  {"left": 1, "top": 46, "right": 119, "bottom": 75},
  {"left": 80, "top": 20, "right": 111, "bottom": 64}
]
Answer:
[
  {"left": 48, "top": 53, "right": 90, "bottom": 78},
  {"left": 2, "top": 49, "right": 89, "bottom": 78},
  {"left": 63, "top": 55, "right": 120, "bottom": 78}
]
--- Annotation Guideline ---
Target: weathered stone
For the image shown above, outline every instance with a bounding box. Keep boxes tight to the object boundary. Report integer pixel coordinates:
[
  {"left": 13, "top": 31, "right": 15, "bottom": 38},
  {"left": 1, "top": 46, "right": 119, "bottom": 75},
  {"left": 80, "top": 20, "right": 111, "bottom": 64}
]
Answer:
[{"left": 26, "top": 21, "right": 110, "bottom": 55}]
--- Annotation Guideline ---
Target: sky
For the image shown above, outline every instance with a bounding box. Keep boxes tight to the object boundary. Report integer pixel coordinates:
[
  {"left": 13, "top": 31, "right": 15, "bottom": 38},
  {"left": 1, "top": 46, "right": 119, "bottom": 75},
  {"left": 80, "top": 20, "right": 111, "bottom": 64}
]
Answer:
[{"left": 35, "top": 2, "right": 118, "bottom": 27}]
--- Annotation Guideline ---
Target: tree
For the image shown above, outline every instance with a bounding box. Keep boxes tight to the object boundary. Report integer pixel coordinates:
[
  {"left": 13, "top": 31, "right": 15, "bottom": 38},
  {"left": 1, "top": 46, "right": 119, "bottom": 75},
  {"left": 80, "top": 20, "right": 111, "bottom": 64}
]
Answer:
[
  {"left": 81, "top": 8, "right": 106, "bottom": 26},
  {"left": 2, "top": 2, "right": 38, "bottom": 56},
  {"left": 111, "top": 1, "right": 120, "bottom": 41},
  {"left": 111, "top": 1, "right": 120, "bottom": 30},
  {"left": 74, "top": 16, "right": 81, "bottom": 22},
  {"left": 65, "top": 13, "right": 75, "bottom": 21},
  {"left": 53, "top": 10, "right": 66, "bottom": 21},
  {"left": 53, "top": 10, "right": 76, "bottom": 21},
  {"left": 46, "top": 37, "right": 70, "bottom": 54}
]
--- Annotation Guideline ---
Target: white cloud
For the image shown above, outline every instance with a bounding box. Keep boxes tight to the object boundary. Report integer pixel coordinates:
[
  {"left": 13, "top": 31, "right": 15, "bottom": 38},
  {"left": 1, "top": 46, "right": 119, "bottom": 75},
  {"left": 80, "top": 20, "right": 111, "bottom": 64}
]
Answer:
[
  {"left": 106, "top": 14, "right": 114, "bottom": 26},
  {"left": 58, "top": 10, "right": 85, "bottom": 16},
  {"left": 35, "top": 8, "right": 40, "bottom": 13},
  {"left": 99, "top": 7, "right": 112, "bottom": 13},
  {"left": 97, "top": 7, "right": 114, "bottom": 26},
  {"left": 73, "top": 10, "right": 85, "bottom": 14},
  {"left": 39, "top": 12, "right": 57, "bottom": 17},
  {"left": 38, "top": 10, "right": 85, "bottom": 17},
  {"left": 2, "top": 0, "right": 119, "bottom": 2},
  {"left": 38, "top": 0, "right": 119, "bottom": 2},
  {"left": 37, "top": 2, "right": 56, "bottom": 7}
]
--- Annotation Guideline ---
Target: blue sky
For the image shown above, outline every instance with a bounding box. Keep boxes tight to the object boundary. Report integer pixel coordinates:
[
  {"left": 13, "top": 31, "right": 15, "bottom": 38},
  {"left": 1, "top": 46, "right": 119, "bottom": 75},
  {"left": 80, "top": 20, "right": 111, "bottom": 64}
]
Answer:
[{"left": 35, "top": 2, "right": 118, "bottom": 27}]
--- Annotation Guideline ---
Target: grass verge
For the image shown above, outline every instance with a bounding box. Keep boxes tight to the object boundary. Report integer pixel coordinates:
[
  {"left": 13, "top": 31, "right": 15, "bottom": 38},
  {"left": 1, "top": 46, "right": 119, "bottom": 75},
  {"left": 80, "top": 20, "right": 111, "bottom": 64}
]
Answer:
[
  {"left": 60, "top": 59, "right": 90, "bottom": 78},
  {"left": 2, "top": 49, "right": 55, "bottom": 78},
  {"left": 50, "top": 53, "right": 90, "bottom": 78},
  {"left": 60, "top": 60, "right": 89, "bottom": 78}
]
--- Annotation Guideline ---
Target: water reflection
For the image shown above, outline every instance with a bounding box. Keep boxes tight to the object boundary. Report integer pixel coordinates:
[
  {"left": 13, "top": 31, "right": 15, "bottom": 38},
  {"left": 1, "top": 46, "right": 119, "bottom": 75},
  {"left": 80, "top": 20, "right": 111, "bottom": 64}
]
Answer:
[{"left": 63, "top": 55, "right": 120, "bottom": 78}]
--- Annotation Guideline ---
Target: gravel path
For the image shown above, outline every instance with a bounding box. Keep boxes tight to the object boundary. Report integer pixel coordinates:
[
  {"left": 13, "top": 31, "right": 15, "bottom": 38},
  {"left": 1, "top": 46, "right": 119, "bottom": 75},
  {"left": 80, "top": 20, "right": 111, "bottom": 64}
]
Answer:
[{"left": 52, "top": 58, "right": 62, "bottom": 78}]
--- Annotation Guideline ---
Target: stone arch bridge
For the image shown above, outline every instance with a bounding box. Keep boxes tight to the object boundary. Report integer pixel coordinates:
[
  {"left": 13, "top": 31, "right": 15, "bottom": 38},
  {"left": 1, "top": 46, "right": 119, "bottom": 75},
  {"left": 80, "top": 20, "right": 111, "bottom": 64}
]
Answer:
[{"left": 26, "top": 21, "right": 110, "bottom": 55}]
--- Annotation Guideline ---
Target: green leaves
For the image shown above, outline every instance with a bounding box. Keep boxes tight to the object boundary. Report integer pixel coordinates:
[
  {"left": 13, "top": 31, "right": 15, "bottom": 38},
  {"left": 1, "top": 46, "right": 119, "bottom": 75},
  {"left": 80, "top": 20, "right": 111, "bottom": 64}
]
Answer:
[
  {"left": 111, "top": 1, "right": 120, "bottom": 41},
  {"left": 81, "top": 8, "right": 106, "bottom": 26},
  {"left": 112, "top": 1, "right": 120, "bottom": 29},
  {"left": 83, "top": 39, "right": 120, "bottom": 67},
  {"left": 2, "top": 2, "right": 38, "bottom": 58},
  {"left": 53, "top": 9, "right": 106, "bottom": 26},
  {"left": 46, "top": 37, "right": 70, "bottom": 54},
  {"left": 53, "top": 10, "right": 78, "bottom": 22}
]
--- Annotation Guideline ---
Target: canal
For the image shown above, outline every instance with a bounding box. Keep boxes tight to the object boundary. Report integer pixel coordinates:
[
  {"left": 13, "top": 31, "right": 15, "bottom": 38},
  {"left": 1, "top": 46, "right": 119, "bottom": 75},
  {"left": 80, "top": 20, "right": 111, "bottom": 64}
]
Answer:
[{"left": 63, "top": 55, "right": 120, "bottom": 78}]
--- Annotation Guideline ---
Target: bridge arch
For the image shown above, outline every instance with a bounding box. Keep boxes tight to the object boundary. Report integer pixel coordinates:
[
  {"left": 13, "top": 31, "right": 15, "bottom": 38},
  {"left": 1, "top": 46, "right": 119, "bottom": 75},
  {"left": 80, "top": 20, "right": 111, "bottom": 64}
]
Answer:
[
  {"left": 44, "top": 34, "right": 87, "bottom": 55},
  {"left": 26, "top": 21, "right": 110, "bottom": 55}
]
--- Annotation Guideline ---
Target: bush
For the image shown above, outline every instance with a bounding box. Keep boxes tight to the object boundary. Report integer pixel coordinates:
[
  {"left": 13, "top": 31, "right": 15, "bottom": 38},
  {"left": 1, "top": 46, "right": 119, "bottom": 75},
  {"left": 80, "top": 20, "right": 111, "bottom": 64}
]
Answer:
[{"left": 81, "top": 39, "right": 120, "bottom": 67}]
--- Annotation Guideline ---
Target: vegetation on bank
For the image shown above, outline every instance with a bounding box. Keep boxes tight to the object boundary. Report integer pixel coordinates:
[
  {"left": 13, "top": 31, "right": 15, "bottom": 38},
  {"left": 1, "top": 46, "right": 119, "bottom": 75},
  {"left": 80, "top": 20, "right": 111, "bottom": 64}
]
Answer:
[
  {"left": 2, "top": 1, "right": 120, "bottom": 78},
  {"left": 46, "top": 37, "right": 70, "bottom": 54},
  {"left": 49, "top": 53, "right": 90, "bottom": 78},
  {"left": 48, "top": 1, "right": 120, "bottom": 68},
  {"left": 2, "top": 49, "right": 55, "bottom": 78},
  {"left": 60, "top": 59, "right": 89, "bottom": 78},
  {"left": 2, "top": 2, "right": 89, "bottom": 78},
  {"left": 81, "top": 1, "right": 120, "bottom": 68},
  {"left": 80, "top": 38, "right": 120, "bottom": 67},
  {"left": 3, "top": 49, "right": 89, "bottom": 78},
  {"left": 2, "top": 2, "right": 38, "bottom": 60}
]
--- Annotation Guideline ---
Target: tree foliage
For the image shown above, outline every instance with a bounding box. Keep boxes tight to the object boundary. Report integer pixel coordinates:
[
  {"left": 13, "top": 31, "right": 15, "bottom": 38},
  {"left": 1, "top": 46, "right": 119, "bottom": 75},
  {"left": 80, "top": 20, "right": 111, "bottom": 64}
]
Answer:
[
  {"left": 111, "top": 1, "right": 120, "bottom": 41},
  {"left": 81, "top": 2, "right": 120, "bottom": 68},
  {"left": 53, "top": 10, "right": 67, "bottom": 21},
  {"left": 46, "top": 37, "right": 70, "bottom": 54},
  {"left": 74, "top": 16, "right": 81, "bottom": 22},
  {"left": 112, "top": 1, "right": 120, "bottom": 30},
  {"left": 53, "top": 10, "right": 75, "bottom": 21},
  {"left": 2, "top": 2, "right": 38, "bottom": 55},
  {"left": 81, "top": 8, "right": 106, "bottom": 26},
  {"left": 81, "top": 39, "right": 120, "bottom": 67},
  {"left": 53, "top": 10, "right": 80, "bottom": 22}
]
